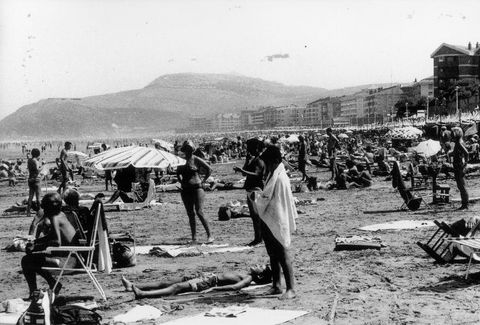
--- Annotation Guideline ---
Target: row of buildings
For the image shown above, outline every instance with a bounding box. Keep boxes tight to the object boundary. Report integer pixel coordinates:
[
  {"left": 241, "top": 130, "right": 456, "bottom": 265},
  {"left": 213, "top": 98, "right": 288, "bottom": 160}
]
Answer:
[{"left": 187, "top": 42, "right": 480, "bottom": 132}]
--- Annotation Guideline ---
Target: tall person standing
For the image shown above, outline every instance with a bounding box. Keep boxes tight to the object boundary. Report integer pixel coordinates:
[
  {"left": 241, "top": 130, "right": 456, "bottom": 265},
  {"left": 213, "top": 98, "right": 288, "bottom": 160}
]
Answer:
[
  {"left": 254, "top": 146, "right": 297, "bottom": 299},
  {"left": 57, "top": 142, "right": 72, "bottom": 194},
  {"left": 234, "top": 138, "right": 265, "bottom": 246},
  {"left": 452, "top": 127, "right": 469, "bottom": 210},
  {"left": 177, "top": 141, "right": 214, "bottom": 244}
]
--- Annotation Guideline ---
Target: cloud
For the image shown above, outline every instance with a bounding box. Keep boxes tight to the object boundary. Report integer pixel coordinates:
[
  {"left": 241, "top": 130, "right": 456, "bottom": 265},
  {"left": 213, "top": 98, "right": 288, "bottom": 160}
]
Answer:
[{"left": 265, "top": 53, "right": 290, "bottom": 62}]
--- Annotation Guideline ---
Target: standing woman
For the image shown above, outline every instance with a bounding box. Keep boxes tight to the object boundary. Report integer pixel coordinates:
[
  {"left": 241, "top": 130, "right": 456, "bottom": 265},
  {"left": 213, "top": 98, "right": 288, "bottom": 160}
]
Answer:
[
  {"left": 233, "top": 138, "right": 265, "bottom": 246},
  {"left": 452, "top": 127, "right": 469, "bottom": 210},
  {"left": 254, "top": 146, "right": 296, "bottom": 299},
  {"left": 177, "top": 140, "right": 214, "bottom": 244}
]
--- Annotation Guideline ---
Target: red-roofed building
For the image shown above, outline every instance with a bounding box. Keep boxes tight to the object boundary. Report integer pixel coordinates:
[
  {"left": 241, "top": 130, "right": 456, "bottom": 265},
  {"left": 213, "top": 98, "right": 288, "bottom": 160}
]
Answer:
[{"left": 431, "top": 42, "right": 480, "bottom": 98}]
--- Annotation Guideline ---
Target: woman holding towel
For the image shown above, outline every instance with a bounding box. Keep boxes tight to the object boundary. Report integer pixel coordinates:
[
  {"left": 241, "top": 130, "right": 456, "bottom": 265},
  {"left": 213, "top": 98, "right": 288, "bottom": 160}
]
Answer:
[{"left": 254, "top": 145, "right": 296, "bottom": 299}]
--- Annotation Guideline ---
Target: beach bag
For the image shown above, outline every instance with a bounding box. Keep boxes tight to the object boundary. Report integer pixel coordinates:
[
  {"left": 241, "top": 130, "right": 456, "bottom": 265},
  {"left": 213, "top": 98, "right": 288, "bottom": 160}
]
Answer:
[
  {"left": 112, "top": 241, "right": 136, "bottom": 268},
  {"left": 218, "top": 207, "right": 231, "bottom": 221},
  {"left": 307, "top": 177, "right": 318, "bottom": 191},
  {"left": 52, "top": 305, "right": 101, "bottom": 325}
]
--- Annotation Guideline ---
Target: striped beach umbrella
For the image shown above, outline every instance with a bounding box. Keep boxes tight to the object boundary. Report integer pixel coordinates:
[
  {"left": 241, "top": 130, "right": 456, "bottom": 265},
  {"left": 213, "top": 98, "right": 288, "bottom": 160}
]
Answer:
[{"left": 84, "top": 146, "right": 185, "bottom": 170}]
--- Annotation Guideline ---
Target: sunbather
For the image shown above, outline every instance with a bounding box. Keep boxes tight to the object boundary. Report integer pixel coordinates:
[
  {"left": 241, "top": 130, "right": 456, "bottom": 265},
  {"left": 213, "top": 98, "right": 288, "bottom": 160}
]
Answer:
[
  {"left": 122, "top": 264, "right": 272, "bottom": 299},
  {"left": 21, "top": 193, "right": 80, "bottom": 299}
]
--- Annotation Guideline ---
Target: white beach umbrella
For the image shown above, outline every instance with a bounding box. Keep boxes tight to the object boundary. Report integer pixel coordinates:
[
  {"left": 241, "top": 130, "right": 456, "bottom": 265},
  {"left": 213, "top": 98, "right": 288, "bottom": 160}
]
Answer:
[
  {"left": 338, "top": 133, "right": 349, "bottom": 139},
  {"left": 85, "top": 146, "right": 185, "bottom": 170},
  {"left": 414, "top": 139, "right": 441, "bottom": 157}
]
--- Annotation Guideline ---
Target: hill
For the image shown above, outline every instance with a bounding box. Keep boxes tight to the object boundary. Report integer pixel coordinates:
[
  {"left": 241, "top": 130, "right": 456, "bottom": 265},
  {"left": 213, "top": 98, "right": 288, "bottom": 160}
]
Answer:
[{"left": 0, "top": 73, "right": 394, "bottom": 139}]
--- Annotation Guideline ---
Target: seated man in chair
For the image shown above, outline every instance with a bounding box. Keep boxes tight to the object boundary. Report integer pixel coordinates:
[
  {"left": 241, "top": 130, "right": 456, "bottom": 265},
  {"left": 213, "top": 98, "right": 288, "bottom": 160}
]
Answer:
[{"left": 21, "top": 193, "right": 81, "bottom": 299}]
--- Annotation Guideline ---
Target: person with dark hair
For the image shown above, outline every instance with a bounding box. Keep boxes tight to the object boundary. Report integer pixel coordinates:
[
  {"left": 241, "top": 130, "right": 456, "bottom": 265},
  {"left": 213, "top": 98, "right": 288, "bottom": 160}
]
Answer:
[
  {"left": 234, "top": 138, "right": 266, "bottom": 246},
  {"left": 254, "top": 146, "right": 296, "bottom": 299},
  {"left": 62, "top": 189, "right": 91, "bottom": 232},
  {"left": 122, "top": 264, "right": 272, "bottom": 299},
  {"left": 177, "top": 140, "right": 214, "bottom": 244},
  {"left": 57, "top": 142, "right": 72, "bottom": 194},
  {"left": 326, "top": 128, "right": 339, "bottom": 180},
  {"left": 27, "top": 148, "right": 43, "bottom": 223},
  {"left": 452, "top": 127, "right": 469, "bottom": 210},
  {"left": 298, "top": 135, "right": 308, "bottom": 181},
  {"left": 21, "top": 193, "right": 80, "bottom": 299}
]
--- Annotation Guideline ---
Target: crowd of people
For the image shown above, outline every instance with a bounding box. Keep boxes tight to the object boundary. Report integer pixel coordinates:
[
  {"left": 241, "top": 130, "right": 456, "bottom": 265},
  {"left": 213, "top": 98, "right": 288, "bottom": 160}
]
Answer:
[{"left": 3, "top": 122, "right": 480, "bottom": 302}]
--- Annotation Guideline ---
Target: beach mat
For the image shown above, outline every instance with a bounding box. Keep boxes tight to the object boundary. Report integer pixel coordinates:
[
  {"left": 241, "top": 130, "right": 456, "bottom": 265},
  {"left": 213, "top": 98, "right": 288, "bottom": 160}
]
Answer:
[
  {"left": 359, "top": 220, "right": 435, "bottom": 231},
  {"left": 160, "top": 307, "right": 308, "bottom": 325},
  {"left": 451, "top": 196, "right": 480, "bottom": 203},
  {"left": 135, "top": 244, "right": 253, "bottom": 257}
]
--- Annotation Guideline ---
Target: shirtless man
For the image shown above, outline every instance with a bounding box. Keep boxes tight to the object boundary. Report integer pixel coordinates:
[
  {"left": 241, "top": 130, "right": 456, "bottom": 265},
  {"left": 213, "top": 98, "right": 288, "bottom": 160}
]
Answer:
[
  {"left": 326, "top": 128, "right": 339, "bottom": 180},
  {"left": 57, "top": 142, "right": 72, "bottom": 194},
  {"left": 21, "top": 193, "right": 80, "bottom": 299},
  {"left": 122, "top": 264, "right": 272, "bottom": 299}
]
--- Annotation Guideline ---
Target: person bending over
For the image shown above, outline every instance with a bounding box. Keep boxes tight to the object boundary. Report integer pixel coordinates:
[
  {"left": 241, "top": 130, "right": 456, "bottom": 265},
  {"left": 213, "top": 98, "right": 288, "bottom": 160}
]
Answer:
[
  {"left": 21, "top": 193, "right": 80, "bottom": 299},
  {"left": 122, "top": 264, "right": 272, "bottom": 299}
]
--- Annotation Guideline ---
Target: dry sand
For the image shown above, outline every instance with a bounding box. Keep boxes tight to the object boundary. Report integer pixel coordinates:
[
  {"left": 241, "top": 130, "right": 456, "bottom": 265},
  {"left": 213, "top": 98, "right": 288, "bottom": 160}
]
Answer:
[{"left": 2, "top": 153, "right": 480, "bottom": 324}]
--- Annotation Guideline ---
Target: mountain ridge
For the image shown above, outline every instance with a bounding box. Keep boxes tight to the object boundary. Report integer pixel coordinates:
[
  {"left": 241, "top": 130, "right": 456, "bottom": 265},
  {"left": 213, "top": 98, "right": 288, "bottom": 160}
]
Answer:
[{"left": 0, "top": 73, "right": 397, "bottom": 140}]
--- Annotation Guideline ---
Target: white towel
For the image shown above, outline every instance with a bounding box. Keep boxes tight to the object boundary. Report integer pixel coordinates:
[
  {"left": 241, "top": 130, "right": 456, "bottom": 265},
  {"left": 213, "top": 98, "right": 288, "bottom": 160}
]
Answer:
[
  {"left": 255, "top": 163, "right": 297, "bottom": 248},
  {"left": 97, "top": 220, "right": 112, "bottom": 274}
]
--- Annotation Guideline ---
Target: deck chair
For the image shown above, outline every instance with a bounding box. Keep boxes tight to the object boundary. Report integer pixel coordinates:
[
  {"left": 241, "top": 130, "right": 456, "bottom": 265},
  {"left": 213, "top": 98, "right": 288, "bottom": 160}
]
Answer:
[
  {"left": 417, "top": 220, "right": 460, "bottom": 264},
  {"left": 43, "top": 203, "right": 106, "bottom": 300},
  {"left": 392, "top": 161, "right": 429, "bottom": 211}
]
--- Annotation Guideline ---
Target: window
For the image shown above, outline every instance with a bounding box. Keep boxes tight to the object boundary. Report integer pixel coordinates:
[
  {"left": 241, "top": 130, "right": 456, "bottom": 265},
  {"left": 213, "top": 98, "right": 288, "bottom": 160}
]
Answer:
[{"left": 439, "top": 57, "right": 444, "bottom": 63}]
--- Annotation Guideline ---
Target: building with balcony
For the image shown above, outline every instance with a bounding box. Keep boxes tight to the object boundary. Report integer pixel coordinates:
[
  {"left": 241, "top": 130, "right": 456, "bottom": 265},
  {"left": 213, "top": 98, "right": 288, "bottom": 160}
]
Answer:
[{"left": 431, "top": 42, "right": 480, "bottom": 98}]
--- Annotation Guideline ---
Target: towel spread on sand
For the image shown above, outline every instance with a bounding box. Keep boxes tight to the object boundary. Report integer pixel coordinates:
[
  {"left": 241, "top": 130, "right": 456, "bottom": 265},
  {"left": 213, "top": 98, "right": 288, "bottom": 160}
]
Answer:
[
  {"left": 112, "top": 305, "right": 163, "bottom": 323},
  {"left": 359, "top": 220, "right": 435, "bottom": 231},
  {"left": 135, "top": 244, "right": 253, "bottom": 257},
  {"left": 160, "top": 307, "right": 308, "bottom": 325},
  {"left": 255, "top": 163, "right": 297, "bottom": 248}
]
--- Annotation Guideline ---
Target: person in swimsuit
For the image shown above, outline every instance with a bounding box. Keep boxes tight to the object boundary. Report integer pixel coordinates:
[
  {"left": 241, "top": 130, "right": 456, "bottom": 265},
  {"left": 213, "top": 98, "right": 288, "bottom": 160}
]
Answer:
[
  {"left": 121, "top": 264, "right": 272, "bottom": 299},
  {"left": 234, "top": 138, "right": 265, "bottom": 246},
  {"left": 57, "top": 142, "right": 72, "bottom": 194},
  {"left": 177, "top": 140, "right": 214, "bottom": 244},
  {"left": 326, "top": 128, "right": 339, "bottom": 180},
  {"left": 27, "top": 148, "right": 42, "bottom": 222},
  {"left": 21, "top": 193, "right": 80, "bottom": 299},
  {"left": 452, "top": 127, "right": 469, "bottom": 210}
]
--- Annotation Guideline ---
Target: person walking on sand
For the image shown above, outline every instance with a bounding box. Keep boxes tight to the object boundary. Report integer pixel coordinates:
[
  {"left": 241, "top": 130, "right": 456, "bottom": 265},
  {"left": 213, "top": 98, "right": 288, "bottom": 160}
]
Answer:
[
  {"left": 177, "top": 140, "right": 214, "bottom": 244},
  {"left": 326, "top": 128, "right": 339, "bottom": 180},
  {"left": 452, "top": 127, "right": 469, "bottom": 210},
  {"left": 254, "top": 146, "right": 297, "bottom": 300},
  {"left": 234, "top": 138, "right": 265, "bottom": 246},
  {"left": 298, "top": 135, "right": 309, "bottom": 181},
  {"left": 57, "top": 142, "right": 72, "bottom": 194},
  {"left": 26, "top": 148, "right": 43, "bottom": 226}
]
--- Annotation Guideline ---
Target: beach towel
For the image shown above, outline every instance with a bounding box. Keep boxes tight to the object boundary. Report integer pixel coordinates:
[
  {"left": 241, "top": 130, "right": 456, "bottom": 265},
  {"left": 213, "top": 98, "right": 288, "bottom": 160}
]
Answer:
[
  {"left": 160, "top": 307, "right": 308, "bottom": 325},
  {"left": 255, "top": 163, "right": 297, "bottom": 248},
  {"left": 359, "top": 220, "right": 435, "bottom": 231},
  {"left": 135, "top": 244, "right": 253, "bottom": 257},
  {"left": 112, "top": 305, "right": 163, "bottom": 323}
]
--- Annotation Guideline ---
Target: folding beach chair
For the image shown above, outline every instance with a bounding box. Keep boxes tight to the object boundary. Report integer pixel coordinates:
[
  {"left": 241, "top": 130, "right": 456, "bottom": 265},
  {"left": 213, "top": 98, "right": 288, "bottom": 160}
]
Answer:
[
  {"left": 392, "top": 161, "right": 430, "bottom": 211},
  {"left": 43, "top": 203, "right": 106, "bottom": 300},
  {"left": 417, "top": 220, "right": 459, "bottom": 264}
]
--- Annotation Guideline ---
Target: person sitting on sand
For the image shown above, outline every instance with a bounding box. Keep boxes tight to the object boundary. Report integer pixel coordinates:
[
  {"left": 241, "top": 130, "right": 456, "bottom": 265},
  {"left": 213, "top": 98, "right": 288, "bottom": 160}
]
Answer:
[
  {"left": 122, "top": 264, "right": 272, "bottom": 299},
  {"left": 21, "top": 193, "right": 80, "bottom": 299}
]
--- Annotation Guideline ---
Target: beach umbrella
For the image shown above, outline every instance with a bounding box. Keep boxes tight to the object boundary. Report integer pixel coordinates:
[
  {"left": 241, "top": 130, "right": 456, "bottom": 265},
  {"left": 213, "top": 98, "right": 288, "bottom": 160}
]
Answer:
[
  {"left": 152, "top": 139, "right": 174, "bottom": 152},
  {"left": 346, "top": 130, "right": 353, "bottom": 134},
  {"left": 285, "top": 134, "right": 299, "bottom": 143},
  {"left": 85, "top": 145, "right": 185, "bottom": 170},
  {"left": 413, "top": 139, "right": 441, "bottom": 157},
  {"left": 67, "top": 151, "right": 88, "bottom": 159},
  {"left": 338, "top": 133, "right": 349, "bottom": 139}
]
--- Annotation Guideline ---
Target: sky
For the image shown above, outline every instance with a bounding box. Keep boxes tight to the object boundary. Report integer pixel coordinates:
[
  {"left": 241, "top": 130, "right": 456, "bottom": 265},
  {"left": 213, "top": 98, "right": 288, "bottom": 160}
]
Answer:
[{"left": 1, "top": 0, "right": 480, "bottom": 120}]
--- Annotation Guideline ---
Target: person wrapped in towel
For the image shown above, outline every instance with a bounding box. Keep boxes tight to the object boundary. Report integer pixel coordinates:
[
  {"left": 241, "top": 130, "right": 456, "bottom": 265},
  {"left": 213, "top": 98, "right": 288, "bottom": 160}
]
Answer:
[
  {"left": 121, "top": 264, "right": 272, "bottom": 299},
  {"left": 254, "top": 146, "right": 297, "bottom": 300}
]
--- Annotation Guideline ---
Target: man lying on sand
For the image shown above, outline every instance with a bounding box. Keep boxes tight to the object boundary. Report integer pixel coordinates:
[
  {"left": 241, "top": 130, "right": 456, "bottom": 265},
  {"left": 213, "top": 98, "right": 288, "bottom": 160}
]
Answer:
[{"left": 121, "top": 264, "right": 272, "bottom": 299}]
